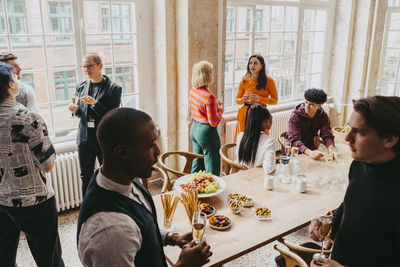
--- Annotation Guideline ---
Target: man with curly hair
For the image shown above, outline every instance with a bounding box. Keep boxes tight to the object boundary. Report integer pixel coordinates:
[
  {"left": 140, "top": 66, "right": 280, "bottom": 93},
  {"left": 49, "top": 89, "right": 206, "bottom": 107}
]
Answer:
[{"left": 287, "top": 88, "right": 335, "bottom": 160}]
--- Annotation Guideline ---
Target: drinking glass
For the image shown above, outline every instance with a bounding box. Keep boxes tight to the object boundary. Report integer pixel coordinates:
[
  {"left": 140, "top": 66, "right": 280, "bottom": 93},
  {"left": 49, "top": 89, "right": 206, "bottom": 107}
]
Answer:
[
  {"left": 192, "top": 211, "right": 207, "bottom": 244},
  {"left": 313, "top": 213, "right": 333, "bottom": 259},
  {"left": 71, "top": 92, "right": 79, "bottom": 117},
  {"left": 284, "top": 140, "right": 291, "bottom": 157},
  {"left": 278, "top": 156, "right": 291, "bottom": 183},
  {"left": 291, "top": 147, "right": 299, "bottom": 157}
]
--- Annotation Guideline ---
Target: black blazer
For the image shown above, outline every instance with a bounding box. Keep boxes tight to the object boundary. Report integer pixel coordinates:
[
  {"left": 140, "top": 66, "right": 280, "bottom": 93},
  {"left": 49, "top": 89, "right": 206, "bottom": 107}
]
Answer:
[{"left": 75, "top": 75, "right": 122, "bottom": 145}]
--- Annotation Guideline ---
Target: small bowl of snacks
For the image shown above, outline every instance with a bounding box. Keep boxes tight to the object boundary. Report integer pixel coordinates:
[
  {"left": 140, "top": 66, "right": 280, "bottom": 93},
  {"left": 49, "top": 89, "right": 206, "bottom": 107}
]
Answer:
[
  {"left": 209, "top": 215, "right": 232, "bottom": 230},
  {"left": 228, "top": 193, "right": 254, "bottom": 207},
  {"left": 252, "top": 207, "right": 273, "bottom": 220},
  {"left": 199, "top": 203, "right": 215, "bottom": 218},
  {"left": 228, "top": 199, "right": 243, "bottom": 214}
]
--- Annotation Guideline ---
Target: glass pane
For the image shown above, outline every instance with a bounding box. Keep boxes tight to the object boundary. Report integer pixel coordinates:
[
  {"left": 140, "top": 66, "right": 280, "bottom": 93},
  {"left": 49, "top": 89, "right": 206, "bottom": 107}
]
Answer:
[
  {"left": 302, "top": 32, "right": 313, "bottom": 53},
  {"left": 281, "top": 55, "right": 295, "bottom": 76},
  {"left": 121, "top": 94, "right": 138, "bottom": 109},
  {"left": 236, "top": 7, "right": 250, "bottom": 32},
  {"left": 31, "top": 72, "right": 48, "bottom": 104},
  {"left": 268, "top": 55, "right": 281, "bottom": 75},
  {"left": 388, "top": 31, "right": 400, "bottom": 47},
  {"left": 235, "top": 33, "right": 251, "bottom": 58},
  {"left": 224, "top": 86, "right": 233, "bottom": 108},
  {"left": 315, "top": 10, "right": 327, "bottom": 31},
  {"left": 298, "top": 74, "right": 311, "bottom": 94},
  {"left": 254, "top": 33, "right": 269, "bottom": 55},
  {"left": 234, "top": 59, "right": 247, "bottom": 83},
  {"left": 271, "top": 6, "right": 284, "bottom": 32},
  {"left": 303, "top": 9, "right": 315, "bottom": 31},
  {"left": 226, "top": 37, "right": 234, "bottom": 57},
  {"left": 390, "top": 12, "right": 400, "bottom": 30},
  {"left": 226, "top": 8, "right": 236, "bottom": 33},
  {"left": 113, "top": 35, "right": 135, "bottom": 64},
  {"left": 86, "top": 35, "right": 112, "bottom": 65},
  {"left": 45, "top": 0, "right": 74, "bottom": 35},
  {"left": 84, "top": 1, "right": 110, "bottom": 34},
  {"left": 313, "top": 32, "right": 325, "bottom": 52},
  {"left": 224, "top": 58, "right": 234, "bottom": 84},
  {"left": 115, "top": 66, "right": 134, "bottom": 94},
  {"left": 52, "top": 70, "right": 78, "bottom": 101},
  {"left": 284, "top": 33, "right": 296, "bottom": 54},
  {"left": 279, "top": 77, "right": 293, "bottom": 100},
  {"left": 269, "top": 33, "right": 283, "bottom": 55},
  {"left": 52, "top": 102, "right": 80, "bottom": 138},
  {"left": 45, "top": 37, "right": 76, "bottom": 68},
  {"left": 285, "top": 6, "right": 298, "bottom": 31},
  {"left": 258, "top": 5, "right": 270, "bottom": 32},
  {"left": 311, "top": 73, "right": 321, "bottom": 87},
  {"left": 383, "top": 64, "right": 397, "bottom": 82},
  {"left": 312, "top": 53, "right": 324, "bottom": 73},
  {"left": 385, "top": 48, "right": 400, "bottom": 65},
  {"left": 300, "top": 53, "right": 312, "bottom": 74},
  {"left": 11, "top": 37, "right": 45, "bottom": 70}
]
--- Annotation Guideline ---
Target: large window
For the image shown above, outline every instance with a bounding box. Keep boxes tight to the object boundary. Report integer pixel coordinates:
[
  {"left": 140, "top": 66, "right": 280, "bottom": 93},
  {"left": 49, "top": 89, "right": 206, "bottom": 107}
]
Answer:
[
  {"left": 377, "top": 1, "right": 400, "bottom": 96},
  {"left": 0, "top": 0, "right": 141, "bottom": 141},
  {"left": 224, "top": 0, "right": 333, "bottom": 108}
]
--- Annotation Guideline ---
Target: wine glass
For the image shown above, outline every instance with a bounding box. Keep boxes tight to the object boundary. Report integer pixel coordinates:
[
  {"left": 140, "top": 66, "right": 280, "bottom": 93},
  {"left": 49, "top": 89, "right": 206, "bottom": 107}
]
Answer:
[
  {"left": 192, "top": 211, "right": 207, "bottom": 244},
  {"left": 313, "top": 213, "right": 333, "bottom": 260},
  {"left": 71, "top": 92, "right": 79, "bottom": 117}
]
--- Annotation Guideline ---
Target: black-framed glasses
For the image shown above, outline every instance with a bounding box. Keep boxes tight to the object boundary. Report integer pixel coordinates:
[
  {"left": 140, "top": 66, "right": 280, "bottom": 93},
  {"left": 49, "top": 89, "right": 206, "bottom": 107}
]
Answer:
[{"left": 82, "top": 63, "right": 99, "bottom": 69}]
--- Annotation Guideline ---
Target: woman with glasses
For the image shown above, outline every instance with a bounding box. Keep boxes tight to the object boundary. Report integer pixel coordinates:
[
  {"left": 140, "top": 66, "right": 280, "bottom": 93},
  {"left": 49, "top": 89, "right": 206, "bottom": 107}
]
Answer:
[{"left": 68, "top": 52, "right": 122, "bottom": 195}]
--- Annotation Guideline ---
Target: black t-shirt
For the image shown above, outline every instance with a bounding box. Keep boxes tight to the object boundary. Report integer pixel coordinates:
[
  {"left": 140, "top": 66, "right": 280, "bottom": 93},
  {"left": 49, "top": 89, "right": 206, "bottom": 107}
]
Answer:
[{"left": 331, "top": 155, "right": 400, "bottom": 266}]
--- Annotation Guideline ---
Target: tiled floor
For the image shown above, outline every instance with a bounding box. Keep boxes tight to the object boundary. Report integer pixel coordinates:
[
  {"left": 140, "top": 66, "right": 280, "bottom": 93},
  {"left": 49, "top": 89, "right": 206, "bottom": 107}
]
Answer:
[{"left": 16, "top": 178, "right": 312, "bottom": 267}]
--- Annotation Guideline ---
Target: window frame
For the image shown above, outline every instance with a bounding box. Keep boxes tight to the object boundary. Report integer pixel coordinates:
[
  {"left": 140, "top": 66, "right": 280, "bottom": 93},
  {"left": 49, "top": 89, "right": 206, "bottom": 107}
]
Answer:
[{"left": 223, "top": 0, "right": 335, "bottom": 112}]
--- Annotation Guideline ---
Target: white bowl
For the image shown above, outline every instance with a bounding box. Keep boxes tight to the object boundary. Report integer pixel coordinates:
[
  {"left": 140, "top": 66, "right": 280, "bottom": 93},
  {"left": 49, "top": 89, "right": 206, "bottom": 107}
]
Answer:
[
  {"left": 209, "top": 215, "right": 232, "bottom": 230},
  {"left": 252, "top": 207, "right": 273, "bottom": 221}
]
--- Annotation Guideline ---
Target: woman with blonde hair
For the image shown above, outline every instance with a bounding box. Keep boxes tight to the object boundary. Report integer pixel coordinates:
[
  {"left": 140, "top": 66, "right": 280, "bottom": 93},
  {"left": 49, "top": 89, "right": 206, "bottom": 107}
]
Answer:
[{"left": 188, "top": 61, "right": 223, "bottom": 175}]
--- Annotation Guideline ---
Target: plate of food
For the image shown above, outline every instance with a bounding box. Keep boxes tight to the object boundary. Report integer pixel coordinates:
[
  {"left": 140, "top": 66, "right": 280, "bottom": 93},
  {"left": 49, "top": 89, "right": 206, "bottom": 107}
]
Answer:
[
  {"left": 199, "top": 203, "right": 215, "bottom": 218},
  {"left": 209, "top": 215, "right": 232, "bottom": 230},
  {"left": 227, "top": 193, "right": 254, "bottom": 207},
  {"left": 252, "top": 207, "right": 273, "bottom": 220},
  {"left": 174, "top": 171, "right": 226, "bottom": 198}
]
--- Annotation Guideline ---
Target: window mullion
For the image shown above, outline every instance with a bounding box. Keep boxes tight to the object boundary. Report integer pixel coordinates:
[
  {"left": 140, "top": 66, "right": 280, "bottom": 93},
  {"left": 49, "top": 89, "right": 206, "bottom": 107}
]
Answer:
[{"left": 294, "top": 5, "right": 304, "bottom": 100}]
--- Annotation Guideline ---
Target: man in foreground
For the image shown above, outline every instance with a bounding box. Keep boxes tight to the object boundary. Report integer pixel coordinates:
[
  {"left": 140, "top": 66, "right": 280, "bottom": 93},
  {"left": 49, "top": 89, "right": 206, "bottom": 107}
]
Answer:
[
  {"left": 0, "top": 51, "right": 39, "bottom": 113},
  {"left": 77, "top": 108, "right": 212, "bottom": 267},
  {"left": 287, "top": 88, "right": 335, "bottom": 160},
  {"left": 309, "top": 96, "right": 400, "bottom": 266}
]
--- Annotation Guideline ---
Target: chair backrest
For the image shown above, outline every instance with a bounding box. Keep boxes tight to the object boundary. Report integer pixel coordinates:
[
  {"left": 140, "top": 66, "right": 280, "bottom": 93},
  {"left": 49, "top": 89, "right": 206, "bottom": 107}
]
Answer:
[
  {"left": 277, "top": 131, "right": 288, "bottom": 155},
  {"left": 274, "top": 244, "right": 308, "bottom": 267},
  {"left": 279, "top": 237, "right": 332, "bottom": 265},
  {"left": 158, "top": 151, "right": 204, "bottom": 191},
  {"left": 219, "top": 143, "right": 248, "bottom": 175}
]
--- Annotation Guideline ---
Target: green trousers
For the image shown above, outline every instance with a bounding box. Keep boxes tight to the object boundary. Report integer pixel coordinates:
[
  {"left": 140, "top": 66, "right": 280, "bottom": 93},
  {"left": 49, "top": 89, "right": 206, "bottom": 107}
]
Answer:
[{"left": 190, "top": 120, "right": 221, "bottom": 176}]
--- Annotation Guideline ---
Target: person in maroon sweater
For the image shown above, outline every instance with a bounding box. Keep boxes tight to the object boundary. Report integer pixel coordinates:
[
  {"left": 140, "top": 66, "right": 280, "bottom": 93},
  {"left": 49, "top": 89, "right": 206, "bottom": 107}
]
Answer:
[{"left": 287, "top": 88, "right": 335, "bottom": 160}]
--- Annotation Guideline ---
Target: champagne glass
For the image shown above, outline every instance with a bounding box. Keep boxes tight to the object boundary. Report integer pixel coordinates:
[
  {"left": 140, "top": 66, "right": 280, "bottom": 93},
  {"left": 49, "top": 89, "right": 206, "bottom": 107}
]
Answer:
[
  {"left": 313, "top": 213, "right": 333, "bottom": 260},
  {"left": 71, "top": 92, "right": 79, "bottom": 117},
  {"left": 284, "top": 140, "right": 291, "bottom": 157},
  {"left": 192, "top": 211, "right": 207, "bottom": 244}
]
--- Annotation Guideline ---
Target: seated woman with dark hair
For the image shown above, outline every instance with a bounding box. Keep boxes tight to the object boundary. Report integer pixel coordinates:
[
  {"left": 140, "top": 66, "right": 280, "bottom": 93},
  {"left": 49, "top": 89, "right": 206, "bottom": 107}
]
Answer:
[{"left": 236, "top": 104, "right": 276, "bottom": 174}]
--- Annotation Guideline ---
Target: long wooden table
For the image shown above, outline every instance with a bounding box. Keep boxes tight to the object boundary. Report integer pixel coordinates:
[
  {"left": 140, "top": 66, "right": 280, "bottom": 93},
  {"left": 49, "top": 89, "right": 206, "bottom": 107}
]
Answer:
[{"left": 154, "top": 143, "right": 352, "bottom": 266}]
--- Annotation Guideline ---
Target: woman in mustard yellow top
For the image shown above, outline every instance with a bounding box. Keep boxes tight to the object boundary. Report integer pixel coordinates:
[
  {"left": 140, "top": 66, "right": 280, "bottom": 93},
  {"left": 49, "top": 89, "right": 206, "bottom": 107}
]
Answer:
[{"left": 235, "top": 54, "right": 278, "bottom": 138}]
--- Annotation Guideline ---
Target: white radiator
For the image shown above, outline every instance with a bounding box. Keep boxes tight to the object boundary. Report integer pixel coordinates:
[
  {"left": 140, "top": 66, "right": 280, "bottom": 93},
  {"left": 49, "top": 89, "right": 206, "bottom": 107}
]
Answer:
[{"left": 46, "top": 151, "right": 83, "bottom": 212}]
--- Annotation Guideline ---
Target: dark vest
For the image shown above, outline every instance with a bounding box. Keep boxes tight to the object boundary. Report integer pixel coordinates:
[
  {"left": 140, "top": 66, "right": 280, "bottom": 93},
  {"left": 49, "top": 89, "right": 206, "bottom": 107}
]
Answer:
[{"left": 77, "top": 171, "right": 167, "bottom": 267}]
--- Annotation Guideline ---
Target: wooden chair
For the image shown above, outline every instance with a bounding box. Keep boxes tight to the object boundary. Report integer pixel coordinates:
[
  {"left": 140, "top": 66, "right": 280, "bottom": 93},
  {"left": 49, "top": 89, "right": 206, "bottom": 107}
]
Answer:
[
  {"left": 274, "top": 243, "right": 308, "bottom": 267},
  {"left": 219, "top": 143, "right": 248, "bottom": 175},
  {"left": 278, "top": 237, "right": 333, "bottom": 266},
  {"left": 141, "top": 165, "right": 170, "bottom": 194},
  {"left": 158, "top": 151, "right": 204, "bottom": 192}
]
